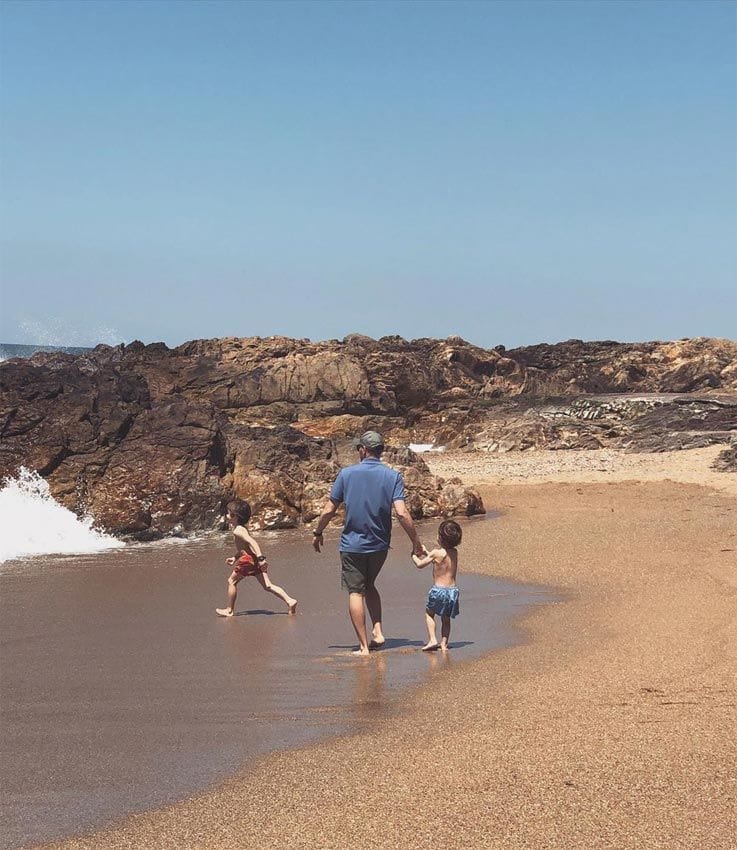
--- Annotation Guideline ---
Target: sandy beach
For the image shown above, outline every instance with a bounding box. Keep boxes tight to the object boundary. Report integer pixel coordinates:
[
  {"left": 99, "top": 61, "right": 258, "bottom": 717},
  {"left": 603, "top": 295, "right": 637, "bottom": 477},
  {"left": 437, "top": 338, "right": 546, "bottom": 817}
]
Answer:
[{"left": 33, "top": 445, "right": 736, "bottom": 850}]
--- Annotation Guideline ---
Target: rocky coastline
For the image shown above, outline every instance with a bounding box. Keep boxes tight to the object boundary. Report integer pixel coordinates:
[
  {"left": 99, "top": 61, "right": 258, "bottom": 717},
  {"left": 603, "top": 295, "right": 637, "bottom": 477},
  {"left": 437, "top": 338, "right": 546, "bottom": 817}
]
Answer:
[{"left": 1, "top": 334, "right": 734, "bottom": 537}]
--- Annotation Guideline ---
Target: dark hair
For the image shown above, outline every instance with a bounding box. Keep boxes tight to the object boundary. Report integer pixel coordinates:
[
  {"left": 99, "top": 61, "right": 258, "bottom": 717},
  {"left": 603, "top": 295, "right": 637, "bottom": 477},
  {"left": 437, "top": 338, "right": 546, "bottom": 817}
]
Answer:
[
  {"left": 360, "top": 445, "right": 384, "bottom": 458},
  {"left": 438, "top": 519, "right": 462, "bottom": 548},
  {"left": 227, "top": 499, "right": 251, "bottom": 525}
]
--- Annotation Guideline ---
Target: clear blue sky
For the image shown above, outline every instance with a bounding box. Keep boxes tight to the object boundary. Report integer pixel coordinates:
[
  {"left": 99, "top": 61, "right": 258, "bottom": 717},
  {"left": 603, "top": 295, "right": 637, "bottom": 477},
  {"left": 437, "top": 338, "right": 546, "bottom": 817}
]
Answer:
[{"left": 1, "top": 0, "right": 735, "bottom": 348}]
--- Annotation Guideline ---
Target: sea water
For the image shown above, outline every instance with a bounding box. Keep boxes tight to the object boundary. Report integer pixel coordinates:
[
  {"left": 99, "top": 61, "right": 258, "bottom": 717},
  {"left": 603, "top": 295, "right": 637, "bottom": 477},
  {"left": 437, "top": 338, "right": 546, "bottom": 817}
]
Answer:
[
  {"left": 0, "top": 469, "right": 124, "bottom": 563},
  {"left": 0, "top": 343, "right": 92, "bottom": 363},
  {"left": 0, "top": 476, "right": 554, "bottom": 850}
]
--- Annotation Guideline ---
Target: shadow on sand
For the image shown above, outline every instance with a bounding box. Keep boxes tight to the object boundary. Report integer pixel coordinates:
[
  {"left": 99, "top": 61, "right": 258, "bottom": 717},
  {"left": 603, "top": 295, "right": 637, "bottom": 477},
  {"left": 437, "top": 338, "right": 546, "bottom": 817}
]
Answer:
[{"left": 328, "top": 637, "right": 474, "bottom": 651}]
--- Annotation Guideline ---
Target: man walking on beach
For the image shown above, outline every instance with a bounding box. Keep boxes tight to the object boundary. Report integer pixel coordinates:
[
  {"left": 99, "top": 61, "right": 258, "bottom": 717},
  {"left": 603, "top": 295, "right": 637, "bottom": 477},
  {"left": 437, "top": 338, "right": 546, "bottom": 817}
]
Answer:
[{"left": 312, "top": 431, "right": 425, "bottom": 656}]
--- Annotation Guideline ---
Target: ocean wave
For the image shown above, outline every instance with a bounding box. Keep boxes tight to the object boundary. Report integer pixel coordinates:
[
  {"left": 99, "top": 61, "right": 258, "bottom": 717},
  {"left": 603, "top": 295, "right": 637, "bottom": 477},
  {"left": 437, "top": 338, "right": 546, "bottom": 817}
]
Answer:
[{"left": 0, "top": 468, "right": 125, "bottom": 563}]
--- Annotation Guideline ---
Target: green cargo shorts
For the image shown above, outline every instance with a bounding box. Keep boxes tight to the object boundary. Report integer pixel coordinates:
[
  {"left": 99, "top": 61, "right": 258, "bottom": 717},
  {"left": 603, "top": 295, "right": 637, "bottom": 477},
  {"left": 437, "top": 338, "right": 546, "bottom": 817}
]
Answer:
[{"left": 340, "top": 550, "right": 388, "bottom": 594}]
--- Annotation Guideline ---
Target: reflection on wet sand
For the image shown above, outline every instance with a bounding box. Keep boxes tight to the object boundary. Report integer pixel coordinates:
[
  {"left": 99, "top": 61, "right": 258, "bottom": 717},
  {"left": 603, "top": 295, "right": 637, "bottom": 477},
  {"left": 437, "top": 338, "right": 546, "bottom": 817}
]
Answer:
[
  {"left": 423, "top": 648, "right": 454, "bottom": 675},
  {"left": 351, "top": 653, "right": 387, "bottom": 719}
]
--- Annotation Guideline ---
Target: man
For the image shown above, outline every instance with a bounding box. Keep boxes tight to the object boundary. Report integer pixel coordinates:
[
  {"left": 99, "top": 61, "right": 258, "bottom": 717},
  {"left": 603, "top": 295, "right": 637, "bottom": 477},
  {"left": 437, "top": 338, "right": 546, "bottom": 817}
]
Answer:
[{"left": 312, "top": 430, "right": 425, "bottom": 656}]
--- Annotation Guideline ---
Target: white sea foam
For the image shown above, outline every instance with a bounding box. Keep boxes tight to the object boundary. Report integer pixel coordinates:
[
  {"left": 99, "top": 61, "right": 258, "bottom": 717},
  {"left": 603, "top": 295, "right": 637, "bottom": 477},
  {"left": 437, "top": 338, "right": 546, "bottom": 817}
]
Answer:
[
  {"left": 17, "top": 317, "right": 125, "bottom": 348},
  {"left": 0, "top": 468, "right": 124, "bottom": 563},
  {"left": 409, "top": 443, "right": 445, "bottom": 453}
]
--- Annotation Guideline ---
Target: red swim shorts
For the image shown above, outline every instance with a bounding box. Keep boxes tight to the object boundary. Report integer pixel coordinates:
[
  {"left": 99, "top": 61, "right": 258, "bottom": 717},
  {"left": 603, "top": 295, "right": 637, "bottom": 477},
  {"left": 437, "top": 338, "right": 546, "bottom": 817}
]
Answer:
[{"left": 233, "top": 553, "right": 267, "bottom": 577}]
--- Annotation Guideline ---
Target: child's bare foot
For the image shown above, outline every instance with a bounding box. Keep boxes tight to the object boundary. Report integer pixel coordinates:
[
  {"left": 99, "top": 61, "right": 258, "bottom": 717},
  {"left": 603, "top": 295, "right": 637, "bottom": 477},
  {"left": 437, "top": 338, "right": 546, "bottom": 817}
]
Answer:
[
  {"left": 440, "top": 643, "right": 450, "bottom": 652},
  {"left": 215, "top": 608, "right": 234, "bottom": 617},
  {"left": 369, "top": 638, "right": 385, "bottom": 649},
  {"left": 352, "top": 647, "right": 371, "bottom": 656},
  {"left": 287, "top": 599, "right": 298, "bottom": 615},
  {"left": 422, "top": 641, "right": 439, "bottom": 651}
]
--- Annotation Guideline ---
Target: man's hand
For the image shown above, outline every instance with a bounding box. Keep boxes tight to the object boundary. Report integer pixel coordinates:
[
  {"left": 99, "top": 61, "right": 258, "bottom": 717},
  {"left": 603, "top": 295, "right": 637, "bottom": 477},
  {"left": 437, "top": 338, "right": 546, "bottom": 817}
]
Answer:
[
  {"left": 413, "top": 541, "right": 427, "bottom": 558},
  {"left": 312, "top": 500, "right": 338, "bottom": 555}
]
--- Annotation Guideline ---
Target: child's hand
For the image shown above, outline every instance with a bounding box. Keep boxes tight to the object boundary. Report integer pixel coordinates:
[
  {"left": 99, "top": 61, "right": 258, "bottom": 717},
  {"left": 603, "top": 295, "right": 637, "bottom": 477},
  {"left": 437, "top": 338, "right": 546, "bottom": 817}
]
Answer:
[{"left": 226, "top": 557, "right": 235, "bottom": 566}]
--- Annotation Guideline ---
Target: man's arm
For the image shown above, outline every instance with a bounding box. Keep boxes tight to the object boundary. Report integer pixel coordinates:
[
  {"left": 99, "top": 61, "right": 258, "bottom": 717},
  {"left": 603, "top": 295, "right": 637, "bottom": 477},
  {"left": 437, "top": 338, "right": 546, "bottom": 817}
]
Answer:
[
  {"left": 393, "top": 499, "right": 425, "bottom": 556},
  {"left": 312, "top": 499, "right": 339, "bottom": 553}
]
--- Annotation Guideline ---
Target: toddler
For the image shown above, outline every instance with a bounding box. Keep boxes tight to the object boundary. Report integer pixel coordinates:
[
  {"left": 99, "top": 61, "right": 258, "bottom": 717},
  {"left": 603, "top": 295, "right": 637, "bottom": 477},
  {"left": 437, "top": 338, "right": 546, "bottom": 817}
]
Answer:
[{"left": 412, "top": 519, "right": 461, "bottom": 651}]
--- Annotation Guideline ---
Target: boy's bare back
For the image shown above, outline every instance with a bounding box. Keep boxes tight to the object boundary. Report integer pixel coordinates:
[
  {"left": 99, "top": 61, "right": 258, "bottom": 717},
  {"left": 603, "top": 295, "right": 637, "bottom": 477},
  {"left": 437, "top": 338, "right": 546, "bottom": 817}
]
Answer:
[{"left": 423, "top": 546, "right": 458, "bottom": 587}]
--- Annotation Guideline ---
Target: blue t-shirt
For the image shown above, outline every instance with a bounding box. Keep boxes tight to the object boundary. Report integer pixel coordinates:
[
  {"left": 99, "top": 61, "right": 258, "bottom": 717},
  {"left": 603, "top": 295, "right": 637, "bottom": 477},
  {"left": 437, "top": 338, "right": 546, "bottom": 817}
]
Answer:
[{"left": 330, "top": 458, "right": 406, "bottom": 553}]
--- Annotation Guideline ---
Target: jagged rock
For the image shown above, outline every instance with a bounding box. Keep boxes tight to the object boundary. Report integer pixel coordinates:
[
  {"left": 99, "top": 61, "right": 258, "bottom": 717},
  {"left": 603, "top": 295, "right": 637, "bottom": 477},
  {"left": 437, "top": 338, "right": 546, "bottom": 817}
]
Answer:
[
  {"left": 507, "top": 337, "right": 737, "bottom": 395},
  {"left": 83, "top": 401, "right": 225, "bottom": 534},
  {"left": 464, "top": 395, "right": 737, "bottom": 454},
  {"left": 2, "top": 334, "right": 735, "bottom": 535},
  {"left": 712, "top": 445, "right": 737, "bottom": 473},
  {"left": 0, "top": 338, "right": 490, "bottom": 536}
]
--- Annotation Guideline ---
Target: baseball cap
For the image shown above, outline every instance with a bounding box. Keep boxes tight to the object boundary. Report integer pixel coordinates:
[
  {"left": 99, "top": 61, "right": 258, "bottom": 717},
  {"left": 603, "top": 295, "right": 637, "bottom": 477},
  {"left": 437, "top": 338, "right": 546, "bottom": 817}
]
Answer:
[{"left": 354, "top": 430, "right": 385, "bottom": 450}]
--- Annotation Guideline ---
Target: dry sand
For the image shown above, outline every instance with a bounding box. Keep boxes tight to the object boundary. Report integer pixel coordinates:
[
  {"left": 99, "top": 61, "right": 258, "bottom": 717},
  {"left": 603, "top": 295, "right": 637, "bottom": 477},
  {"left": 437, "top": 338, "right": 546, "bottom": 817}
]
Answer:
[
  {"left": 428, "top": 443, "right": 737, "bottom": 497},
  {"left": 35, "top": 447, "right": 736, "bottom": 850}
]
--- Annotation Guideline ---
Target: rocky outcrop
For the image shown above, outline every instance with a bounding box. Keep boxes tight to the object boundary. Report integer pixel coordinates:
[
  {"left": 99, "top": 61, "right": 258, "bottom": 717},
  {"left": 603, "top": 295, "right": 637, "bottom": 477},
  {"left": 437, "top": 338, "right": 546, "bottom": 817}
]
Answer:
[
  {"left": 0, "top": 340, "right": 487, "bottom": 536},
  {"left": 463, "top": 395, "right": 737, "bottom": 454},
  {"left": 506, "top": 337, "right": 737, "bottom": 395},
  {"left": 1, "top": 335, "right": 735, "bottom": 536}
]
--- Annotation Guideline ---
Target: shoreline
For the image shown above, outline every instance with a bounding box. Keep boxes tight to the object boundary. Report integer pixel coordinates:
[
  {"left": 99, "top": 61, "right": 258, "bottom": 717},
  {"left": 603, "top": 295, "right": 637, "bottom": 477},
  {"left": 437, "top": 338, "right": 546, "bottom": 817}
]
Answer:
[
  {"left": 3, "top": 543, "right": 547, "bottom": 850},
  {"left": 31, "top": 447, "right": 736, "bottom": 850}
]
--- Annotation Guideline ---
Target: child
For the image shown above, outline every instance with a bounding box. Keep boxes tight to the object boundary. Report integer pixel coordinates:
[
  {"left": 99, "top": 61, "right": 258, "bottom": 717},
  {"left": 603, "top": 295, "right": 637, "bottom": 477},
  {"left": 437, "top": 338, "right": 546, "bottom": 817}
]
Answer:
[
  {"left": 216, "top": 499, "right": 298, "bottom": 617},
  {"left": 411, "top": 519, "right": 462, "bottom": 651}
]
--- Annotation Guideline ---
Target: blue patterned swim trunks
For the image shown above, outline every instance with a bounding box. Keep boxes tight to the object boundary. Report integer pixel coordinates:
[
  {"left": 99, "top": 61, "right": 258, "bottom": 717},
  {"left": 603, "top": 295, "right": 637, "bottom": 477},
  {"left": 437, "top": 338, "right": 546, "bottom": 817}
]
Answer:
[{"left": 426, "top": 584, "right": 460, "bottom": 618}]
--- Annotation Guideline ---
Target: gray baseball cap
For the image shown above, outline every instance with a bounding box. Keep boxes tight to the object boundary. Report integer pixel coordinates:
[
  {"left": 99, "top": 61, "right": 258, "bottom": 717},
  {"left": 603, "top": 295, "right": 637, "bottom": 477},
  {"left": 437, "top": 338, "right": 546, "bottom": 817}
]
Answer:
[{"left": 355, "top": 430, "right": 385, "bottom": 450}]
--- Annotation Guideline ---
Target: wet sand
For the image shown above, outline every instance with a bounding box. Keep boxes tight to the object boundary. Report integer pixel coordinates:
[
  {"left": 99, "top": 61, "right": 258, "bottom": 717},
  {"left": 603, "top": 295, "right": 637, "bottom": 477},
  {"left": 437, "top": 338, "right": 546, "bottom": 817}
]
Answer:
[
  {"left": 0, "top": 522, "right": 549, "bottom": 849},
  {"left": 20, "top": 446, "right": 737, "bottom": 849}
]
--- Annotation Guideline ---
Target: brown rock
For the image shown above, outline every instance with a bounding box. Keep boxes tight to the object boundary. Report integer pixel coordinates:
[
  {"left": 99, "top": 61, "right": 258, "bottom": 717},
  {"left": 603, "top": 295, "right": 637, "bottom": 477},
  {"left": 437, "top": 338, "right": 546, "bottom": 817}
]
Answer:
[
  {"left": 0, "top": 341, "right": 489, "bottom": 536},
  {"left": 712, "top": 444, "right": 737, "bottom": 472},
  {"left": 507, "top": 337, "right": 737, "bottom": 395},
  {"left": 3, "top": 334, "right": 735, "bottom": 537},
  {"left": 464, "top": 395, "right": 737, "bottom": 454}
]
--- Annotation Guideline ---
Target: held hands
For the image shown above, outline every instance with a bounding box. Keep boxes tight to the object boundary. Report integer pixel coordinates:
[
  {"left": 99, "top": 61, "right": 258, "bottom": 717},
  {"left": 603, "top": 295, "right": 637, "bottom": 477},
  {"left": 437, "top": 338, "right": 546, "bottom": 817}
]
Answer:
[{"left": 412, "top": 541, "right": 428, "bottom": 568}]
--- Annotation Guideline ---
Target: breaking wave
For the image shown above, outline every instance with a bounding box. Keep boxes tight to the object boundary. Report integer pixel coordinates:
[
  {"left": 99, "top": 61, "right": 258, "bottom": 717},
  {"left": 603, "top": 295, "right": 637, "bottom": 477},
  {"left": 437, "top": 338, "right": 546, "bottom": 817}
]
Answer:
[{"left": 0, "top": 468, "right": 124, "bottom": 563}]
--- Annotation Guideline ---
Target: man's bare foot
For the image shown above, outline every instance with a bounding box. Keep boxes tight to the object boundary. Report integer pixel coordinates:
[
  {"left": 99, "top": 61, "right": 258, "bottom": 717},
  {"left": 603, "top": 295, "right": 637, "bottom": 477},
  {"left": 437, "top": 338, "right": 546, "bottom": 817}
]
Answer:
[
  {"left": 288, "top": 599, "right": 298, "bottom": 615},
  {"left": 422, "top": 641, "right": 439, "bottom": 651},
  {"left": 215, "top": 608, "right": 234, "bottom": 617},
  {"left": 352, "top": 647, "right": 371, "bottom": 656}
]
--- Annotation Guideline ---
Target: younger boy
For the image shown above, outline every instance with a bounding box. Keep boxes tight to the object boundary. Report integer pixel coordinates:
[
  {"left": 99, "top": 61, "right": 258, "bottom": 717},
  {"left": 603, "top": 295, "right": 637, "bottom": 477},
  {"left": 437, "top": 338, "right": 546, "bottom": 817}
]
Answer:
[
  {"left": 411, "top": 519, "right": 462, "bottom": 651},
  {"left": 216, "top": 499, "right": 297, "bottom": 617}
]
